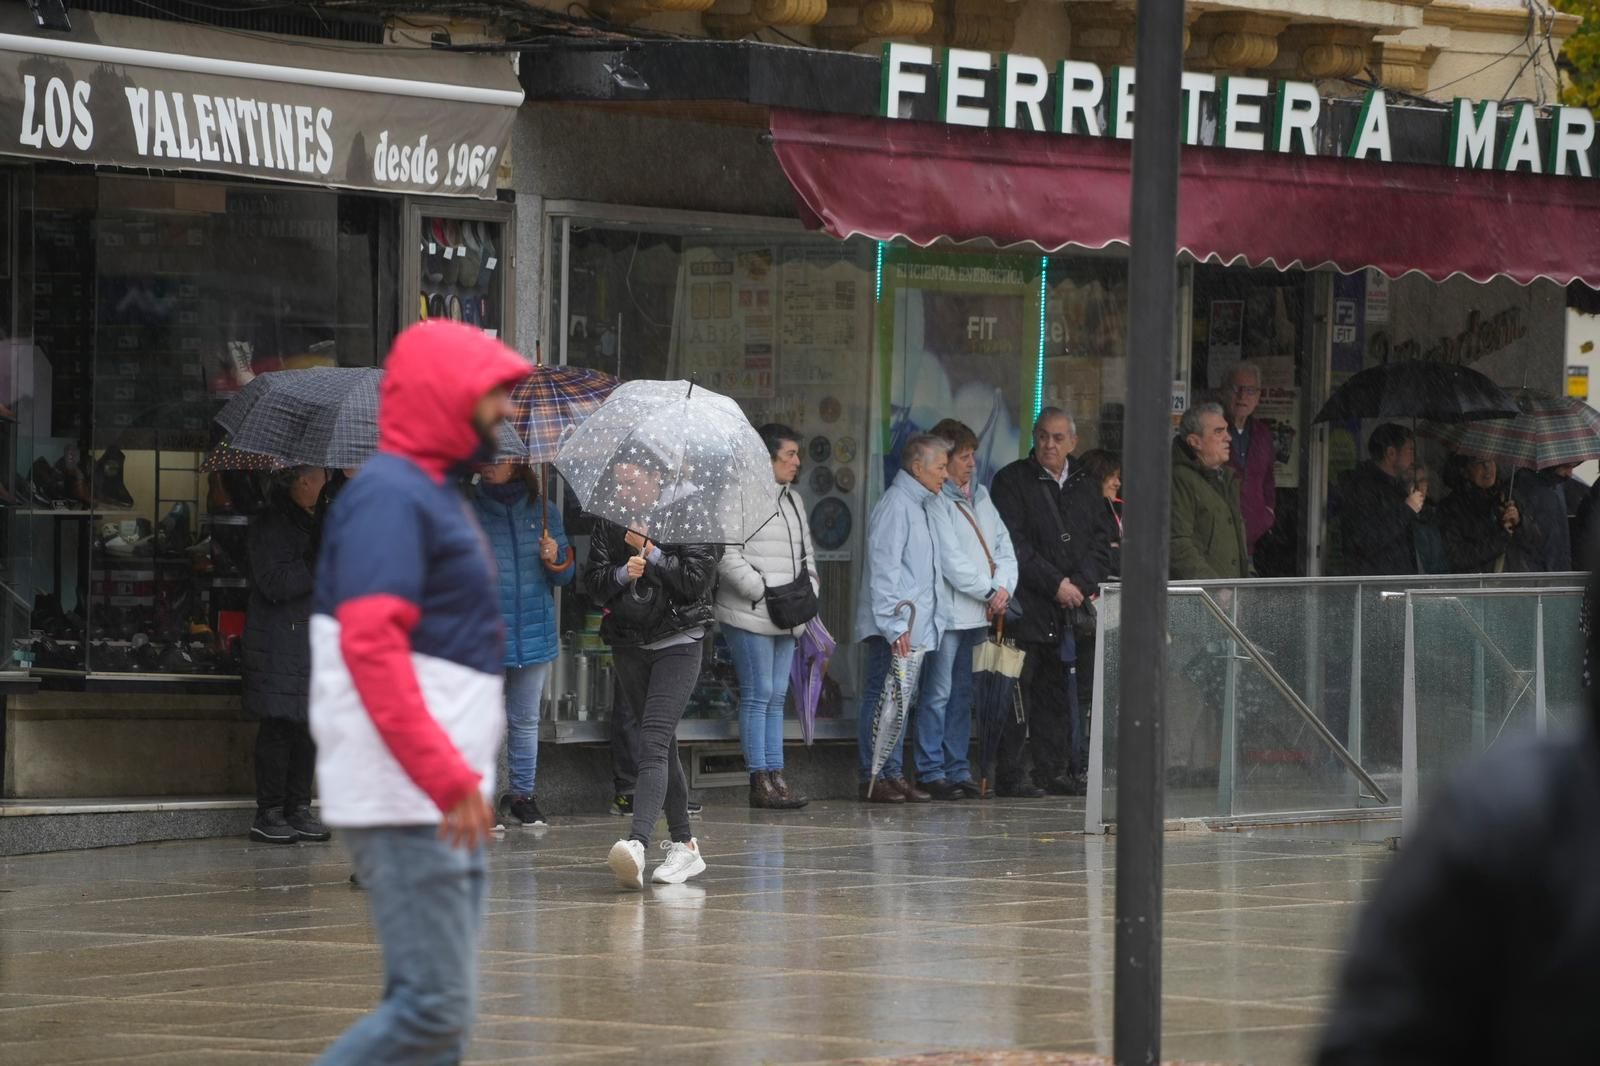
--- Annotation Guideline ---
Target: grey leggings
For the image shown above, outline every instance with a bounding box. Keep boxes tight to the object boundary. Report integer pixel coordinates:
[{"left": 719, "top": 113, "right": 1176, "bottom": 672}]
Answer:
[{"left": 612, "top": 639, "right": 702, "bottom": 847}]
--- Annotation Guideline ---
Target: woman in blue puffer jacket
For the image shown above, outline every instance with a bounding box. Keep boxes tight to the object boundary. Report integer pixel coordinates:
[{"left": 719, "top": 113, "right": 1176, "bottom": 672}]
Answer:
[{"left": 471, "top": 463, "right": 575, "bottom": 827}]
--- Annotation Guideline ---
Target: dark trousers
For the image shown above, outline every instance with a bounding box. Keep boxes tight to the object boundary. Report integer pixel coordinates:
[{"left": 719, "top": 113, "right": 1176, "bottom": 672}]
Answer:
[
  {"left": 255, "top": 718, "right": 315, "bottom": 813},
  {"left": 612, "top": 640, "right": 701, "bottom": 848},
  {"left": 999, "top": 639, "right": 1082, "bottom": 787},
  {"left": 610, "top": 672, "right": 640, "bottom": 795}
]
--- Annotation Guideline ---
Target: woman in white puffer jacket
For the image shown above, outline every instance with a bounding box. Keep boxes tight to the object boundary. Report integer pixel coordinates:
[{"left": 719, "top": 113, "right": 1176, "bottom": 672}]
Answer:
[{"left": 716, "top": 423, "right": 818, "bottom": 811}]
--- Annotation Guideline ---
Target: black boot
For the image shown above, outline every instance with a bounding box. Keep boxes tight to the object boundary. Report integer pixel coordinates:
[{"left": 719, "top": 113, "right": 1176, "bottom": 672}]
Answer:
[
  {"left": 250, "top": 807, "right": 299, "bottom": 844},
  {"left": 767, "top": 770, "right": 810, "bottom": 810},
  {"left": 749, "top": 771, "right": 779, "bottom": 809}
]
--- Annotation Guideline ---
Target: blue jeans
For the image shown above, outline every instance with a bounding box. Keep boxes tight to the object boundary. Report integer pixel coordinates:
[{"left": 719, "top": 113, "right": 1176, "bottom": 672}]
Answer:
[
  {"left": 317, "top": 827, "right": 488, "bottom": 1066},
  {"left": 504, "top": 662, "right": 550, "bottom": 796},
  {"left": 913, "top": 627, "right": 985, "bottom": 783},
  {"left": 856, "top": 636, "right": 905, "bottom": 782},
  {"left": 723, "top": 625, "right": 797, "bottom": 772}
]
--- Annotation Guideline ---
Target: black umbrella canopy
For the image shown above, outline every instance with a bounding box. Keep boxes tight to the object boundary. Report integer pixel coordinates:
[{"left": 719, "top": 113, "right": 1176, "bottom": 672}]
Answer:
[{"left": 1313, "top": 361, "right": 1519, "bottom": 424}]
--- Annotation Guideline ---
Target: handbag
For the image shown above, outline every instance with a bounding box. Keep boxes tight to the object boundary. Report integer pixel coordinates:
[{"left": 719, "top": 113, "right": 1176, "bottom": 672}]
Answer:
[
  {"left": 952, "top": 497, "right": 1023, "bottom": 623},
  {"left": 757, "top": 493, "right": 820, "bottom": 630}
]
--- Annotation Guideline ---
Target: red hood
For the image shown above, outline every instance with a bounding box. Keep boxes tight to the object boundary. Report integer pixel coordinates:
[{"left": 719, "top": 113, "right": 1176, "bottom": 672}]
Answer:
[{"left": 378, "top": 321, "right": 529, "bottom": 479}]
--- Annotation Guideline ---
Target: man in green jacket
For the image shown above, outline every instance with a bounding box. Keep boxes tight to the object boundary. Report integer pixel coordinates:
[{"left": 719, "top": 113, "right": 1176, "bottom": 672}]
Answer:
[{"left": 1170, "top": 402, "right": 1250, "bottom": 580}]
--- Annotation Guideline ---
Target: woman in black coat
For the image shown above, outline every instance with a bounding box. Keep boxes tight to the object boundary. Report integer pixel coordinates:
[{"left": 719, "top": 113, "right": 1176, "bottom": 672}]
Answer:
[{"left": 244, "top": 466, "right": 327, "bottom": 845}]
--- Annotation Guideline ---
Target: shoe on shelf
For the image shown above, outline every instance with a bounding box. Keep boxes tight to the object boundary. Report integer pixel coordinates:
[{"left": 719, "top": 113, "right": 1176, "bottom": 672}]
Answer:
[
  {"left": 891, "top": 778, "right": 931, "bottom": 803},
  {"left": 859, "top": 780, "right": 906, "bottom": 804},
  {"left": 996, "top": 782, "right": 1048, "bottom": 799},
  {"left": 249, "top": 808, "right": 299, "bottom": 844},
  {"left": 608, "top": 838, "right": 646, "bottom": 890},
  {"left": 507, "top": 794, "right": 547, "bottom": 827},
  {"left": 651, "top": 839, "right": 706, "bottom": 885},
  {"left": 610, "top": 793, "right": 634, "bottom": 817},
  {"left": 921, "top": 778, "right": 966, "bottom": 801},
  {"left": 285, "top": 806, "right": 331, "bottom": 842}
]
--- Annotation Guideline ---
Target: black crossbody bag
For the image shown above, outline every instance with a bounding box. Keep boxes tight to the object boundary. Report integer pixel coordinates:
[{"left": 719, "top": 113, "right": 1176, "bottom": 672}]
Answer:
[{"left": 754, "top": 493, "right": 819, "bottom": 630}]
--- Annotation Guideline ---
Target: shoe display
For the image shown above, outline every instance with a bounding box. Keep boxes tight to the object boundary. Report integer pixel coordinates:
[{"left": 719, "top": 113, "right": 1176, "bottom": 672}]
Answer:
[
  {"left": 610, "top": 793, "right": 634, "bottom": 817},
  {"left": 891, "top": 778, "right": 931, "bottom": 803},
  {"left": 920, "top": 778, "right": 966, "bottom": 801},
  {"left": 157, "top": 502, "right": 192, "bottom": 554},
  {"left": 506, "top": 794, "right": 547, "bottom": 827},
  {"left": 249, "top": 808, "right": 299, "bottom": 844},
  {"left": 651, "top": 839, "right": 706, "bottom": 885},
  {"left": 92, "top": 446, "right": 135, "bottom": 508},
  {"left": 30, "top": 457, "right": 66, "bottom": 506},
  {"left": 859, "top": 780, "right": 906, "bottom": 804},
  {"left": 285, "top": 806, "right": 331, "bottom": 842},
  {"left": 55, "top": 446, "right": 91, "bottom": 507},
  {"left": 608, "top": 838, "right": 646, "bottom": 890}
]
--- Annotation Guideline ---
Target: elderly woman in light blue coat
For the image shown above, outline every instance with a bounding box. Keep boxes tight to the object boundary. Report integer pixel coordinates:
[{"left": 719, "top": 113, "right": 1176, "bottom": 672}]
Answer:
[{"left": 916, "top": 419, "right": 1018, "bottom": 800}]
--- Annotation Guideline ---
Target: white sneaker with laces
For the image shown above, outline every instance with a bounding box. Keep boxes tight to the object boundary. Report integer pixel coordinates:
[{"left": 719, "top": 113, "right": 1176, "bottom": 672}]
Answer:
[
  {"left": 651, "top": 838, "right": 706, "bottom": 885},
  {"left": 608, "top": 839, "right": 646, "bottom": 889}
]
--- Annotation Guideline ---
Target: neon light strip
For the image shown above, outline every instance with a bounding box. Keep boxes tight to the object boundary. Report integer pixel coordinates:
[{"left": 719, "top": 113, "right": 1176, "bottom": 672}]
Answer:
[
  {"left": 1035, "top": 255, "right": 1047, "bottom": 423},
  {"left": 875, "top": 241, "right": 885, "bottom": 303}
]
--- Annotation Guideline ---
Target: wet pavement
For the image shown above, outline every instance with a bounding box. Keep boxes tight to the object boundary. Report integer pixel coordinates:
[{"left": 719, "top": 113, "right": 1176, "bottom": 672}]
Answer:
[{"left": 0, "top": 797, "right": 1386, "bottom": 1065}]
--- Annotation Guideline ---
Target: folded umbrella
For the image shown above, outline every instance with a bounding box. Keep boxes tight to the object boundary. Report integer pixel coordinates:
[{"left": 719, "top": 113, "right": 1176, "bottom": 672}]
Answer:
[
  {"left": 1426, "top": 389, "right": 1600, "bottom": 470},
  {"left": 971, "top": 619, "right": 1027, "bottom": 797},
  {"left": 1314, "top": 361, "right": 1517, "bottom": 424},
  {"left": 555, "top": 379, "right": 778, "bottom": 545},
  {"left": 867, "top": 602, "right": 928, "bottom": 790},
  {"left": 789, "top": 616, "right": 837, "bottom": 745}
]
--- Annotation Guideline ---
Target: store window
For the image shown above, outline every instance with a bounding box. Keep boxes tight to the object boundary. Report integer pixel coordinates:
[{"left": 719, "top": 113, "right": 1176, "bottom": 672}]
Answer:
[
  {"left": 415, "top": 211, "right": 510, "bottom": 339},
  {"left": 549, "top": 215, "right": 876, "bottom": 734},
  {"left": 15, "top": 171, "right": 397, "bottom": 678}
]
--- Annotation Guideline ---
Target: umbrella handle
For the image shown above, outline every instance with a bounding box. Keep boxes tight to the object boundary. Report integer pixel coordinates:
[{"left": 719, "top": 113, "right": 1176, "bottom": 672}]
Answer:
[{"left": 893, "top": 599, "right": 917, "bottom": 639}]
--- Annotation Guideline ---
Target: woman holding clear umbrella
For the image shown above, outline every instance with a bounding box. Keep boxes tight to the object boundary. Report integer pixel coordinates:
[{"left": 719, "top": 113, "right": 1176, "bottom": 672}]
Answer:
[
  {"left": 582, "top": 454, "right": 720, "bottom": 889},
  {"left": 716, "top": 423, "right": 815, "bottom": 811}
]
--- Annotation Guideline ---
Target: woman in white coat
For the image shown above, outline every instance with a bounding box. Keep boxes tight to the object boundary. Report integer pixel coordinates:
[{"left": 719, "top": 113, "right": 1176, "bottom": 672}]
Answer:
[
  {"left": 715, "top": 423, "right": 816, "bottom": 810},
  {"left": 917, "top": 418, "right": 1019, "bottom": 800}
]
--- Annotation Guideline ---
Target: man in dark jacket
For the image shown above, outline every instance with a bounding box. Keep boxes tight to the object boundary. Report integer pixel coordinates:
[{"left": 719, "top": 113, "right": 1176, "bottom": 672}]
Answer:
[
  {"left": 244, "top": 465, "right": 327, "bottom": 845},
  {"left": 990, "top": 408, "right": 1112, "bottom": 797},
  {"left": 1317, "top": 573, "right": 1600, "bottom": 1065},
  {"left": 1337, "top": 423, "right": 1423, "bottom": 576},
  {"left": 1170, "top": 403, "right": 1249, "bottom": 581}
]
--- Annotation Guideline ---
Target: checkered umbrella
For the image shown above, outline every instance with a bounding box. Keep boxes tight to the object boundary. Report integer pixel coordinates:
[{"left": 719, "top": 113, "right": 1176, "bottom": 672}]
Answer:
[
  {"left": 211, "top": 366, "right": 527, "bottom": 470},
  {"left": 867, "top": 602, "right": 926, "bottom": 790},
  {"left": 510, "top": 366, "right": 620, "bottom": 464},
  {"left": 1427, "top": 389, "right": 1600, "bottom": 469}
]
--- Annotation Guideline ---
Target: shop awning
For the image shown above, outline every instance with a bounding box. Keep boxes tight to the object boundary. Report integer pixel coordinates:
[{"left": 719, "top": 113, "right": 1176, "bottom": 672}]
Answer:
[
  {"left": 0, "top": 8, "right": 522, "bottom": 198},
  {"left": 769, "top": 108, "right": 1600, "bottom": 286}
]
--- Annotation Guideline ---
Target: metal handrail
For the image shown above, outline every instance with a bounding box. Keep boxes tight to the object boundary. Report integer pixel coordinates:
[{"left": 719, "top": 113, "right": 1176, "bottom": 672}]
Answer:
[
  {"left": 1100, "top": 572, "right": 1586, "bottom": 591},
  {"left": 1170, "top": 586, "right": 1391, "bottom": 804}
]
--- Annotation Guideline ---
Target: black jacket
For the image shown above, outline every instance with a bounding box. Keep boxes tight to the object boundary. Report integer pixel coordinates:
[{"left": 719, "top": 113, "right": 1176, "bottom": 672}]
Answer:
[
  {"left": 1515, "top": 471, "right": 1572, "bottom": 573},
  {"left": 1337, "top": 462, "right": 1417, "bottom": 576},
  {"left": 242, "top": 494, "right": 319, "bottom": 721},
  {"left": 581, "top": 522, "right": 719, "bottom": 647},
  {"left": 1318, "top": 727, "right": 1600, "bottom": 1065},
  {"left": 1438, "top": 482, "right": 1512, "bottom": 573},
  {"left": 989, "top": 453, "right": 1112, "bottom": 645}
]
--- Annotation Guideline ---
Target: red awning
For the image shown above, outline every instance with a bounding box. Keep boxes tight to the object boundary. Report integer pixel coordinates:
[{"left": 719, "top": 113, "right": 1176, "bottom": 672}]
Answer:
[{"left": 769, "top": 108, "right": 1600, "bottom": 286}]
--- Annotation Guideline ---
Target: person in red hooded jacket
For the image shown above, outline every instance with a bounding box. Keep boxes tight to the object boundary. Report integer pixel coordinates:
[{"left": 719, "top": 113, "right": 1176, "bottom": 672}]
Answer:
[{"left": 309, "top": 320, "right": 527, "bottom": 1066}]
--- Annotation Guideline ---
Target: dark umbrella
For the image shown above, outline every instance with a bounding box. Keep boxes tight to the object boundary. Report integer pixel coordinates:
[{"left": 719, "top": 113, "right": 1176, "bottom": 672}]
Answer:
[
  {"left": 971, "top": 619, "right": 1026, "bottom": 797},
  {"left": 789, "top": 617, "right": 837, "bottom": 745},
  {"left": 1313, "top": 361, "right": 1518, "bottom": 424}
]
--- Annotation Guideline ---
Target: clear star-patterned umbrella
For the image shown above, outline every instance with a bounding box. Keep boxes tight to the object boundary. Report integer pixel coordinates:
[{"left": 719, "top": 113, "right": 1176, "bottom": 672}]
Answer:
[{"left": 554, "top": 379, "right": 779, "bottom": 546}]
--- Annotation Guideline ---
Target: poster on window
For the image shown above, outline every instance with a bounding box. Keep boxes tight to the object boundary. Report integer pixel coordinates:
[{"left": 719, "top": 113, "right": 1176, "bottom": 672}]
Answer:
[
  {"left": 880, "top": 255, "right": 1037, "bottom": 490},
  {"left": 670, "top": 245, "right": 776, "bottom": 398},
  {"left": 1254, "top": 356, "right": 1300, "bottom": 488},
  {"left": 778, "top": 246, "right": 869, "bottom": 388}
]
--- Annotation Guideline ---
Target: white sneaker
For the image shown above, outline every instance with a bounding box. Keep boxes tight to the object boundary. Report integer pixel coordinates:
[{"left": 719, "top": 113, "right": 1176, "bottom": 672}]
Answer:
[
  {"left": 608, "top": 839, "right": 646, "bottom": 890},
  {"left": 651, "top": 838, "right": 706, "bottom": 885}
]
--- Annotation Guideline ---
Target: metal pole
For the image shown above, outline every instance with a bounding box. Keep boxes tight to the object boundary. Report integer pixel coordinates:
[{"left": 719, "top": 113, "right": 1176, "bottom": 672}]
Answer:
[{"left": 1115, "top": 0, "right": 1186, "bottom": 1061}]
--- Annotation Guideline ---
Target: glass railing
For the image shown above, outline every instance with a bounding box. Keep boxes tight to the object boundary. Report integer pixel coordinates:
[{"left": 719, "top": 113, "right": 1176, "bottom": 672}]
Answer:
[
  {"left": 1400, "top": 585, "right": 1584, "bottom": 833},
  {"left": 1086, "top": 572, "right": 1584, "bottom": 833}
]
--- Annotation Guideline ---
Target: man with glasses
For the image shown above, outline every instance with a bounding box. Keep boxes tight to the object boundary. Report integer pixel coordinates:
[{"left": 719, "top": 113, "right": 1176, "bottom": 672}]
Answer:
[{"left": 1221, "top": 363, "right": 1276, "bottom": 568}]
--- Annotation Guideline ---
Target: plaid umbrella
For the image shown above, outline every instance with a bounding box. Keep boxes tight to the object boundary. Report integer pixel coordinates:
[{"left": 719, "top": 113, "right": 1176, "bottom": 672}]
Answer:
[
  {"left": 212, "top": 366, "right": 527, "bottom": 470},
  {"left": 867, "top": 602, "right": 928, "bottom": 789},
  {"left": 1427, "top": 389, "right": 1600, "bottom": 469},
  {"left": 510, "top": 366, "right": 620, "bottom": 465},
  {"left": 789, "top": 617, "right": 837, "bottom": 745}
]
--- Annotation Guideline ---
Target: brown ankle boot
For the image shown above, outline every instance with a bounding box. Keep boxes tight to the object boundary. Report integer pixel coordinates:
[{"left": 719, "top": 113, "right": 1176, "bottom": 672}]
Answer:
[
  {"left": 768, "top": 770, "right": 810, "bottom": 810},
  {"left": 749, "top": 771, "right": 779, "bottom": 809}
]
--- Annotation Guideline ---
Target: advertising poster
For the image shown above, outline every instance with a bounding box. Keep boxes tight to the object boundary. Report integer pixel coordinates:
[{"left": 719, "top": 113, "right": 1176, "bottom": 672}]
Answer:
[
  {"left": 1207, "top": 299, "right": 1245, "bottom": 383},
  {"left": 1254, "top": 356, "right": 1300, "bottom": 488},
  {"left": 778, "top": 246, "right": 868, "bottom": 388},
  {"left": 878, "top": 253, "right": 1038, "bottom": 490},
  {"left": 670, "top": 245, "right": 776, "bottom": 398}
]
